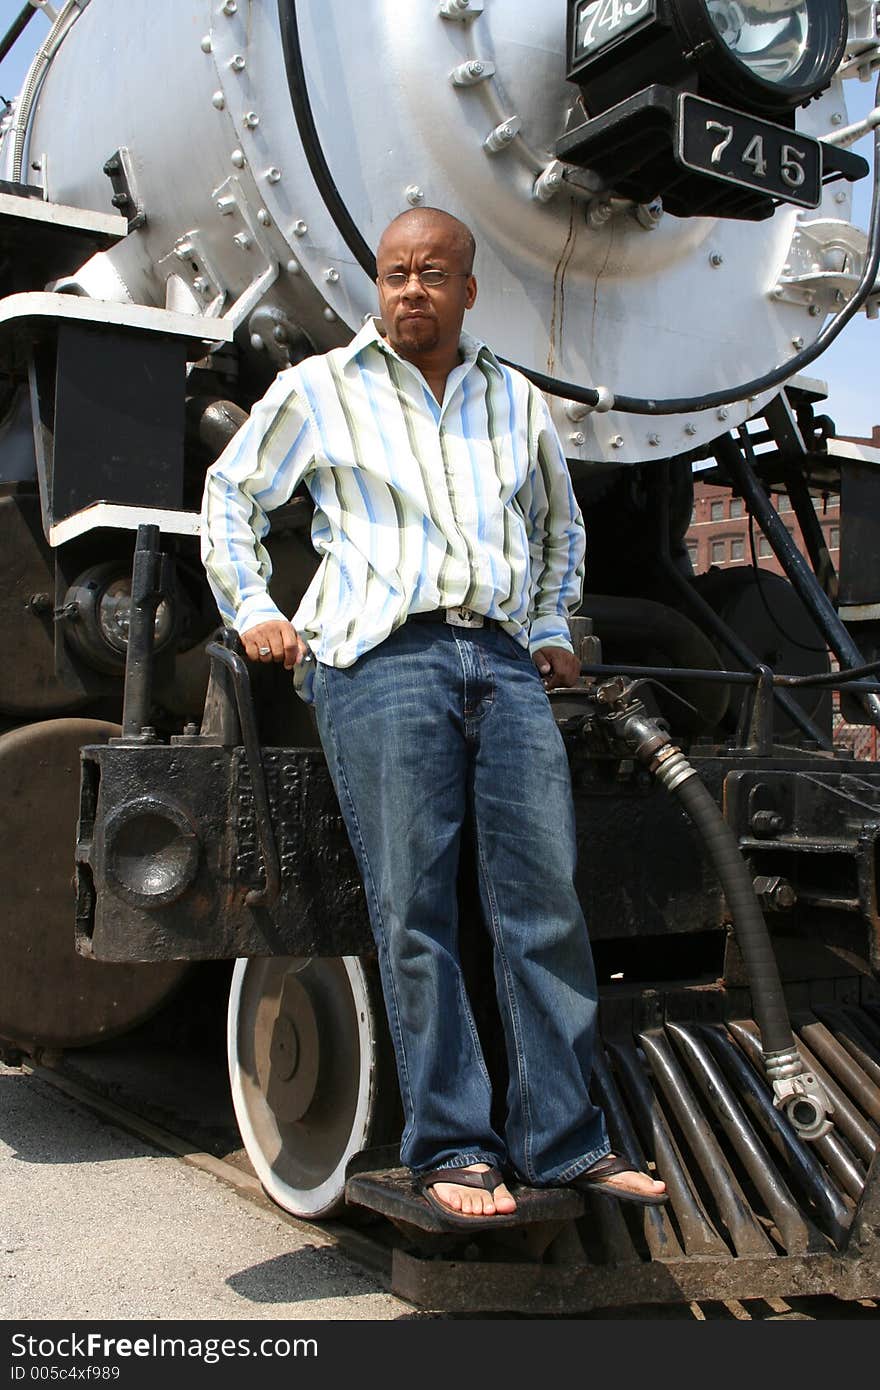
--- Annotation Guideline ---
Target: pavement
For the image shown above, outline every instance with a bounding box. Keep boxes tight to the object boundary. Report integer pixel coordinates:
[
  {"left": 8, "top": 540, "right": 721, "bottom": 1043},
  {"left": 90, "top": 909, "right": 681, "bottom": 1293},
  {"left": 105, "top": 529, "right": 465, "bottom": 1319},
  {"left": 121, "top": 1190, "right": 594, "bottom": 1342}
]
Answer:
[{"left": 0, "top": 1062, "right": 416, "bottom": 1322}]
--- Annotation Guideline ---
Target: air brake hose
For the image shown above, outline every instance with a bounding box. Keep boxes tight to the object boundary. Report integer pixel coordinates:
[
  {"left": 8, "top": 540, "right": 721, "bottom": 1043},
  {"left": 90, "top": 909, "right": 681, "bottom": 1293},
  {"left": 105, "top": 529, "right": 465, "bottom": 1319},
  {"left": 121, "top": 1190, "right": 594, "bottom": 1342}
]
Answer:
[{"left": 596, "top": 680, "right": 834, "bottom": 1140}]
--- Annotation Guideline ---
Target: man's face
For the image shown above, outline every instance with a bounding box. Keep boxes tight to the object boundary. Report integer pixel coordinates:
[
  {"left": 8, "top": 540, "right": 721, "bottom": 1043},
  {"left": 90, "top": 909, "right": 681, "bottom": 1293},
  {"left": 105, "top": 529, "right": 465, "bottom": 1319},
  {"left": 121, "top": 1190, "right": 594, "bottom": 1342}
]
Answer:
[{"left": 376, "top": 216, "right": 477, "bottom": 363}]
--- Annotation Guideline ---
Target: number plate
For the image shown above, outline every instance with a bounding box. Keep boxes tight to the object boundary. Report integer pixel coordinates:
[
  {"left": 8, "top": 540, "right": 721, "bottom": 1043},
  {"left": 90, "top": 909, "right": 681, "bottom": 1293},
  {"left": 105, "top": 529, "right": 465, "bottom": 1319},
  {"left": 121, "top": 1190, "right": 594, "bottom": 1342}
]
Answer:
[
  {"left": 676, "top": 94, "right": 821, "bottom": 210},
  {"left": 572, "top": 0, "right": 656, "bottom": 65}
]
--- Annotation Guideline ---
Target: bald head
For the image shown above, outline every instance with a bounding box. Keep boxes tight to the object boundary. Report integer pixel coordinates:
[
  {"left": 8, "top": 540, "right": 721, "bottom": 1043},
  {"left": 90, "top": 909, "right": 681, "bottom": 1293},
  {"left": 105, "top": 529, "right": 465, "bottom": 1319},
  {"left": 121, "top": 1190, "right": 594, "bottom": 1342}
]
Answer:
[{"left": 377, "top": 208, "right": 476, "bottom": 274}]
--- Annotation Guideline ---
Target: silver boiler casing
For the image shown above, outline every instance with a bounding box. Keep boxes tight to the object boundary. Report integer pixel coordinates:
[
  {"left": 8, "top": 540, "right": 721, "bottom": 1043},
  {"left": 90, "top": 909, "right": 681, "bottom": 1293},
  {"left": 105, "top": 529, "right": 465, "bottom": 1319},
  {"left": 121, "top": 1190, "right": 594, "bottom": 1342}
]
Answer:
[{"left": 1, "top": 0, "right": 866, "bottom": 463}]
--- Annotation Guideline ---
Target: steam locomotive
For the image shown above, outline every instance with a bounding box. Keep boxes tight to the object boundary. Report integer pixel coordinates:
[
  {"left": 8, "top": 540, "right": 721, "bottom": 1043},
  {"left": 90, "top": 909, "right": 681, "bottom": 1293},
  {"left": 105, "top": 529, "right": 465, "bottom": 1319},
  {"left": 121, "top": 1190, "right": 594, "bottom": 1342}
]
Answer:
[{"left": 1, "top": 0, "right": 879, "bottom": 1312}]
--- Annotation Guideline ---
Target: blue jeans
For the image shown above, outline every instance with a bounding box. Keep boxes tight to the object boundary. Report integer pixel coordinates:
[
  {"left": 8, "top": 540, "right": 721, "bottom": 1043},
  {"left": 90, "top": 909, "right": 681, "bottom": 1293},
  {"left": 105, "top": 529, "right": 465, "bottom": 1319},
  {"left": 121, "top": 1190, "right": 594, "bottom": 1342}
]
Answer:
[{"left": 313, "top": 622, "right": 609, "bottom": 1185}]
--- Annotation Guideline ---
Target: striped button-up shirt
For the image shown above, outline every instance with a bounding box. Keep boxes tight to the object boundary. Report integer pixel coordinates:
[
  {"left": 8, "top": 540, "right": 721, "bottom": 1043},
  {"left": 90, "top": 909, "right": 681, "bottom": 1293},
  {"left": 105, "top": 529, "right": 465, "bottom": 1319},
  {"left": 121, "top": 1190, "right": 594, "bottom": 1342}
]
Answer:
[{"left": 201, "top": 318, "right": 585, "bottom": 702}]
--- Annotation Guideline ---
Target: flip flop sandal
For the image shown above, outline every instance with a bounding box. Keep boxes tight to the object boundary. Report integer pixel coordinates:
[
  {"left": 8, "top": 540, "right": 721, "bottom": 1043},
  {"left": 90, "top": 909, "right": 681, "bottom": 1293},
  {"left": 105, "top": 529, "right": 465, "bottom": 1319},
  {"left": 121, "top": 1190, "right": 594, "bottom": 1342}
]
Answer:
[
  {"left": 570, "top": 1153, "right": 669, "bottom": 1207},
  {"left": 415, "top": 1164, "right": 519, "bottom": 1229}
]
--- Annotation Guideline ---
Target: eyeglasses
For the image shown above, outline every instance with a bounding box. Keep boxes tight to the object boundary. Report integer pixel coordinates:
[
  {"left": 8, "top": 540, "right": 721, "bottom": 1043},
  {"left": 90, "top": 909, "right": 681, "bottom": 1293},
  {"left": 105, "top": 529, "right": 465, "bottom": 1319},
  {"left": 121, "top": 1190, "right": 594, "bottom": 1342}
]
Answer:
[{"left": 379, "top": 269, "right": 470, "bottom": 290}]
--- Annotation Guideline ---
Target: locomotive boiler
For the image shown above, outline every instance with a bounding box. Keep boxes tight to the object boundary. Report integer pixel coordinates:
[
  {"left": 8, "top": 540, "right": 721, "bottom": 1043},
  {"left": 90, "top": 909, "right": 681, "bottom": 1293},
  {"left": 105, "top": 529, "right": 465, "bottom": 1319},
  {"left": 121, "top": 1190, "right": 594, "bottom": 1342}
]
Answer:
[{"left": 1, "top": 0, "right": 880, "bottom": 1312}]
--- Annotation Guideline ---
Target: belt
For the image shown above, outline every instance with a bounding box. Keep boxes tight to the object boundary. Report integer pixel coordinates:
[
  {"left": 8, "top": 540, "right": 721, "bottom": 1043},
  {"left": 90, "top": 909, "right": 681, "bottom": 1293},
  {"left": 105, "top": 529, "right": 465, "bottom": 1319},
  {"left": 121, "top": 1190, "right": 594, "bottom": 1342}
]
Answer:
[{"left": 408, "top": 606, "right": 502, "bottom": 631}]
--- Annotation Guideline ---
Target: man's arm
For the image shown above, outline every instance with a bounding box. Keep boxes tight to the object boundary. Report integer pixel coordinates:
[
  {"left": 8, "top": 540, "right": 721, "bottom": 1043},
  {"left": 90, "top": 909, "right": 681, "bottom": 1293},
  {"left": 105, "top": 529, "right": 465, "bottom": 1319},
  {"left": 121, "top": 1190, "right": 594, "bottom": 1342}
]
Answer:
[
  {"left": 200, "top": 372, "right": 314, "bottom": 666},
  {"left": 516, "top": 385, "right": 586, "bottom": 687}
]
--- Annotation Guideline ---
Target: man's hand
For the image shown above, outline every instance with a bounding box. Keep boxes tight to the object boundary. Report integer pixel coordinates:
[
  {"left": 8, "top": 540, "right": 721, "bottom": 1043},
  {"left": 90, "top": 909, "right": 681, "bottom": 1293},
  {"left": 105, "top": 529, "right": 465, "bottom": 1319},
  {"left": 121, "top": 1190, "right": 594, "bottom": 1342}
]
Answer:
[
  {"left": 533, "top": 645, "right": 581, "bottom": 691},
  {"left": 241, "top": 619, "right": 309, "bottom": 670}
]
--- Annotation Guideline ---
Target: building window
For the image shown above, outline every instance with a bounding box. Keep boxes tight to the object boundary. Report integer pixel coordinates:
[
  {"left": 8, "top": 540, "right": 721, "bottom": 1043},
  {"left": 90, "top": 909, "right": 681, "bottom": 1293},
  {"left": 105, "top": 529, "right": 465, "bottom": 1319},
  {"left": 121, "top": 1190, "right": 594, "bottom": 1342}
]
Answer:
[
  {"left": 686, "top": 542, "right": 698, "bottom": 566},
  {"left": 730, "top": 537, "right": 745, "bottom": 561},
  {"left": 830, "top": 526, "right": 840, "bottom": 549},
  {"left": 710, "top": 539, "right": 726, "bottom": 564},
  {"left": 690, "top": 506, "right": 696, "bottom": 524},
  {"left": 729, "top": 498, "right": 744, "bottom": 519},
  {"left": 710, "top": 501, "right": 724, "bottom": 522},
  {"left": 758, "top": 536, "right": 772, "bottom": 557},
  {"left": 777, "top": 494, "right": 792, "bottom": 512}
]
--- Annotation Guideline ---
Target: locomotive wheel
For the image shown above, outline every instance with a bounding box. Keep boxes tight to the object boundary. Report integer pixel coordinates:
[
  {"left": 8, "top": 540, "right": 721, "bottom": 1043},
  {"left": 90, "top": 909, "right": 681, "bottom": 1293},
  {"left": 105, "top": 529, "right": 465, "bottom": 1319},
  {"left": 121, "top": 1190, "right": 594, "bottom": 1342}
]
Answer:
[
  {"left": 0, "top": 718, "right": 190, "bottom": 1050},
  {"left": 228, "top": 955, "right": 400, "bottom": 1219}
]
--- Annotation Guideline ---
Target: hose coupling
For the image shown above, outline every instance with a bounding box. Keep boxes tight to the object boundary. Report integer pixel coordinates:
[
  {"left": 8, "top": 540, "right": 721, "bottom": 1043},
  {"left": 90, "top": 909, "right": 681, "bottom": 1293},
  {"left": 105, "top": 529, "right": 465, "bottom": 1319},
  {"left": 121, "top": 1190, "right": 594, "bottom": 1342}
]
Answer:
[
  {"left": 764, "top": 1047, "right": 835, "bottom": 1140},
  {"left": 649, "top": 745, "right": 699, "bottom": 793}
]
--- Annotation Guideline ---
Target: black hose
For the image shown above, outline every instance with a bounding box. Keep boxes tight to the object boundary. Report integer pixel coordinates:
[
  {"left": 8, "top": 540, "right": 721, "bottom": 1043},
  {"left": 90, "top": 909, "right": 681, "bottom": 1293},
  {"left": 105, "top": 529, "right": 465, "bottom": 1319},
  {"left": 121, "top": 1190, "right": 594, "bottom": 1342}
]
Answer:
[
  {"left": 670, "top": 769, "right": 795, "bottom": 1056},
  {"left": 0, "top": 4, "right": 37, "bottom": 67}
]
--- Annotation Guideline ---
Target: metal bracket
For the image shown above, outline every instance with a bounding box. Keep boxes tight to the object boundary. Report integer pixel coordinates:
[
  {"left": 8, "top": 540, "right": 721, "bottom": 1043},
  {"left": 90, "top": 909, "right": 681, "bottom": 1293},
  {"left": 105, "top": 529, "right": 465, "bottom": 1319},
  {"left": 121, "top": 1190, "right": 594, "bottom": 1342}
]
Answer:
[
  {"left": 771, "top": 218, "right": 868, "bottom": 309},
  {"left": 102, "top": 147, "right": 145, "bottom": 231}
]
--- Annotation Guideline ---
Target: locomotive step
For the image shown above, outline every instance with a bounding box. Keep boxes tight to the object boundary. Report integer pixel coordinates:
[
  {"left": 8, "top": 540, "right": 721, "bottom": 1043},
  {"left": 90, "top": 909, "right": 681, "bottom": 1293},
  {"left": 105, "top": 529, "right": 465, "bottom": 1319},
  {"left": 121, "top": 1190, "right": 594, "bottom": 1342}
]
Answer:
[{"left": 345, "top": 1162, "right": 584, "bottom": 1235}]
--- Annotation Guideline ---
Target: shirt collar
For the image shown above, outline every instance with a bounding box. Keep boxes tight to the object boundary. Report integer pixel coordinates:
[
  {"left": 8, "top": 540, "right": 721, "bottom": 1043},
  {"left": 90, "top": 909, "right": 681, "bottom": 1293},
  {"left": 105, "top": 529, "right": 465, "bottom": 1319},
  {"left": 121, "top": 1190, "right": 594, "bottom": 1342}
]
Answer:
[{"left": 339, "top": 316, "right": 502, "bottom": 375}]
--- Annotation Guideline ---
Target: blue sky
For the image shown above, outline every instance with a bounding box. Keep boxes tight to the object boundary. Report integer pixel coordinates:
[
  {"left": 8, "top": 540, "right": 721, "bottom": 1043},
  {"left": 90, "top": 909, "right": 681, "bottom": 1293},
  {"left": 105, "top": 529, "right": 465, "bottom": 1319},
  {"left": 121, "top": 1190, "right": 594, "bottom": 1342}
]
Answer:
[{"left": 1, "top": 1, "right": 876, "bottom": 437}]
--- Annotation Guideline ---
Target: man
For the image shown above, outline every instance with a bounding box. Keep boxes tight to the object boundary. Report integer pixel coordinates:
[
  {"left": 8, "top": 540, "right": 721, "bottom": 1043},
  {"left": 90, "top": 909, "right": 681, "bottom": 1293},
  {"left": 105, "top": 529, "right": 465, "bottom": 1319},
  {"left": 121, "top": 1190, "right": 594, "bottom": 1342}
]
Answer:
[{"left": 201, "top": 208, "right": 666, "bottom": 1224}]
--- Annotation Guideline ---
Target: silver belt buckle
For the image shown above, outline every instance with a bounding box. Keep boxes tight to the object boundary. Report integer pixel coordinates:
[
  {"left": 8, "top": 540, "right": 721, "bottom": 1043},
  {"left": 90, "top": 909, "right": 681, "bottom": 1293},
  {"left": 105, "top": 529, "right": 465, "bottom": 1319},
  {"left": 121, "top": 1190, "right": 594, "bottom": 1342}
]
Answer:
[{"left": 445, "top": 606, "right": 484, "bottom": 629}]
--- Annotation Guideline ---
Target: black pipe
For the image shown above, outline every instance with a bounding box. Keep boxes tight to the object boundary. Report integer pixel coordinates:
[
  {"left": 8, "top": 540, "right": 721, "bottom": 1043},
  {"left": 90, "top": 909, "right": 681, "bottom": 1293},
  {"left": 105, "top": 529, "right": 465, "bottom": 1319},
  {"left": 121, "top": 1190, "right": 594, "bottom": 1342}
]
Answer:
[
  {"left": 717, "top": 431, "right": 880, "bottom": 731},
  {"left": 120, "top": 525, "right": 162, "bottom": 741},
  {"left": 0, "top": 4, "right": 37, "bottom": 67}
]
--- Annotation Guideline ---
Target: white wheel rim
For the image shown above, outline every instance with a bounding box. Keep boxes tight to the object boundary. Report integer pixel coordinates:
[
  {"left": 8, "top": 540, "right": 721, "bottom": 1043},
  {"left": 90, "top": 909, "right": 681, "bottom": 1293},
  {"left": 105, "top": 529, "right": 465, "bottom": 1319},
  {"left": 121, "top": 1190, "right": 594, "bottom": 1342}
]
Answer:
[{"left": 227, "top": 955, "right": 382, "bottom": 1218}]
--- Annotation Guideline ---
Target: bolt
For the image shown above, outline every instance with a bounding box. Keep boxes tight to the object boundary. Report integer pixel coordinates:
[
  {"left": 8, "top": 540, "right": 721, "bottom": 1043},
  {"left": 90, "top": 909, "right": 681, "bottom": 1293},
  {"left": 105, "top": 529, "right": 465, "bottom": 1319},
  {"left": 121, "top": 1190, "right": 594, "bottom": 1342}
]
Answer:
[
  {"left": 273, "top": 324, "right": 289, "bottom": 344},
  {"left": 216, "top": 195, "right": 235, "bottom": 215},
  {"left": 323, "top": 267, "right": 339, "bottom": 283},
  {"left": 648, "top": 433, "right": 661, "bottom": 446},
  {"left": 250, "top": 333, "right": 264, "bottom": 351},
  {"left": 545, "top": 171, "right": 561, "bottom": 189},
  {"left": 243, "top": 111, "right": 260, "bottom": 129},
  {"left": 257, "top": 208, "right": 271, "bottom": 226},
  {"left": 569, "top": 432, "right": 585, "bottom": 446},
  {"left": 323, "top": 307, "right": 337, "bottom": 322},
  {"left": 717, "top": 406, "right": 729, "bottom": 421},
  {"left": 809, "top": 303, "right": 822, "bottom": 316},
  {"left": 831, "top": 112, "right": 843, "bottom": 125},
  {"left": 286, "top": 258, "right": 301, "bottom": 275},
  {"left": 791, "top": 335, "right": 804, "bottom": 349},
  {"left": 222, "top": 0, "right": 237, "bottom": 13},
  {"left": 234, "top": 232, "right": 252, "bottom": 250},
  {"left": 212, "top": 91, "right": 225, "bottom": 109},
  {"left": 111, "top": 193, "right": 130, "bottom": 209},
  {"left": 293, "top": 220, "right": 308, "bottom": 236},
  {"left": 27, "top": 592, "right": 52, "bottom": 615},
  {"left": 230, "top": 54, "right": 245, "bottom": 71},
  {"left": 610, "top": 435, "right": 624, "bottom": 449},
  {"left": 103, "top": 156, "right": 121, "bottom": 176},
  {"left": 405, "top": 184, "right": 424, "bottom": 205},
  {"left": 200, "top": 35, "right": 212, "bottom": 53},
  {"left": 772, "top": 286, "right": 784, "bottom": 299},
  {"left": 266, "top": 166, "right": 282, "bottom": 183},
  {"left": 709, "top": 252, "right": 723, "bottom": 267},
  {"left": 685, "top": 423, "right": 697, "bottom": 436},
  {"left": 834, "top": 190, "right": 846, "bottom": 204},
  {"left": 231, "top": 149, "right": 246, "bottom": 168}
]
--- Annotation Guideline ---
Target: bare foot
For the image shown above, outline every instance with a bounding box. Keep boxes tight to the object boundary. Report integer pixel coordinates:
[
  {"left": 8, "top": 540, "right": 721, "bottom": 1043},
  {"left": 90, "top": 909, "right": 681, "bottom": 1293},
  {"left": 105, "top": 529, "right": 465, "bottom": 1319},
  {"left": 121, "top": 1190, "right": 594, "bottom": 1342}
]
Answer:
[
  {"left": 601, "top": 1168, "right": 666, "bottom": 1200},
  {"left": 578, "top": 1153, "right": 666, "bottom": 1202},
  {"left": 430, "top": 1163, "right": 517, "bottom": 1219}
]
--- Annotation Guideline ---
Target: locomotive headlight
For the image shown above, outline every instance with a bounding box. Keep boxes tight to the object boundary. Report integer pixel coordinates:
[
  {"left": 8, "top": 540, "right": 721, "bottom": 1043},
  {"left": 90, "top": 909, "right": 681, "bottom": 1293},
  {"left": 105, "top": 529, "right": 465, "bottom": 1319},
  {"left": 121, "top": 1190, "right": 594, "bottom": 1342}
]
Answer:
[
  {"left": 562, "top": 0, "right": 860, "bottom": 219},
  {"left": 63, "top": 563, "right": 174, "bottom": 673},
  {"left": 567, "top": 0, "right": 848, "bottom": 117}
]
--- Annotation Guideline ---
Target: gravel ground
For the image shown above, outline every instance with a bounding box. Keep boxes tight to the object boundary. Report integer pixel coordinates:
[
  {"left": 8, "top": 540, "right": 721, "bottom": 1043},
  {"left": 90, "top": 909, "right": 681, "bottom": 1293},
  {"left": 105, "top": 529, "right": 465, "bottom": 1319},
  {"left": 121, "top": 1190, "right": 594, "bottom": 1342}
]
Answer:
[{"left": 0, "top": 1063, "right": 413, "bottom": 1322}]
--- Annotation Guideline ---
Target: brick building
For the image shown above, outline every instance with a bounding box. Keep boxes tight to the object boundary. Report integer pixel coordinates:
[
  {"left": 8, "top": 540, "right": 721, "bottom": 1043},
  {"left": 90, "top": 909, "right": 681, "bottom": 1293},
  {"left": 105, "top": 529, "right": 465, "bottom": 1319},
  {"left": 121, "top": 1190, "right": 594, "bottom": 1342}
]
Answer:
[
  {"left": 684, "top": 426, "right": 880, "bottom": 758},
  {"left": 684, "top": 425, "right": 880, "bottom": 578}
]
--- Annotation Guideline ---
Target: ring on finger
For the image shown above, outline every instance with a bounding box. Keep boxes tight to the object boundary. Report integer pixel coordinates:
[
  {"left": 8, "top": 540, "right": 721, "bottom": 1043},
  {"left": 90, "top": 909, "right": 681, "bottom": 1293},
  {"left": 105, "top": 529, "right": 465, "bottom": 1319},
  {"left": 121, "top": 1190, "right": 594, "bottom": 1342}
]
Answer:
[{"left": 258, "top": 646, "right": 271, "bottom": 655}]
